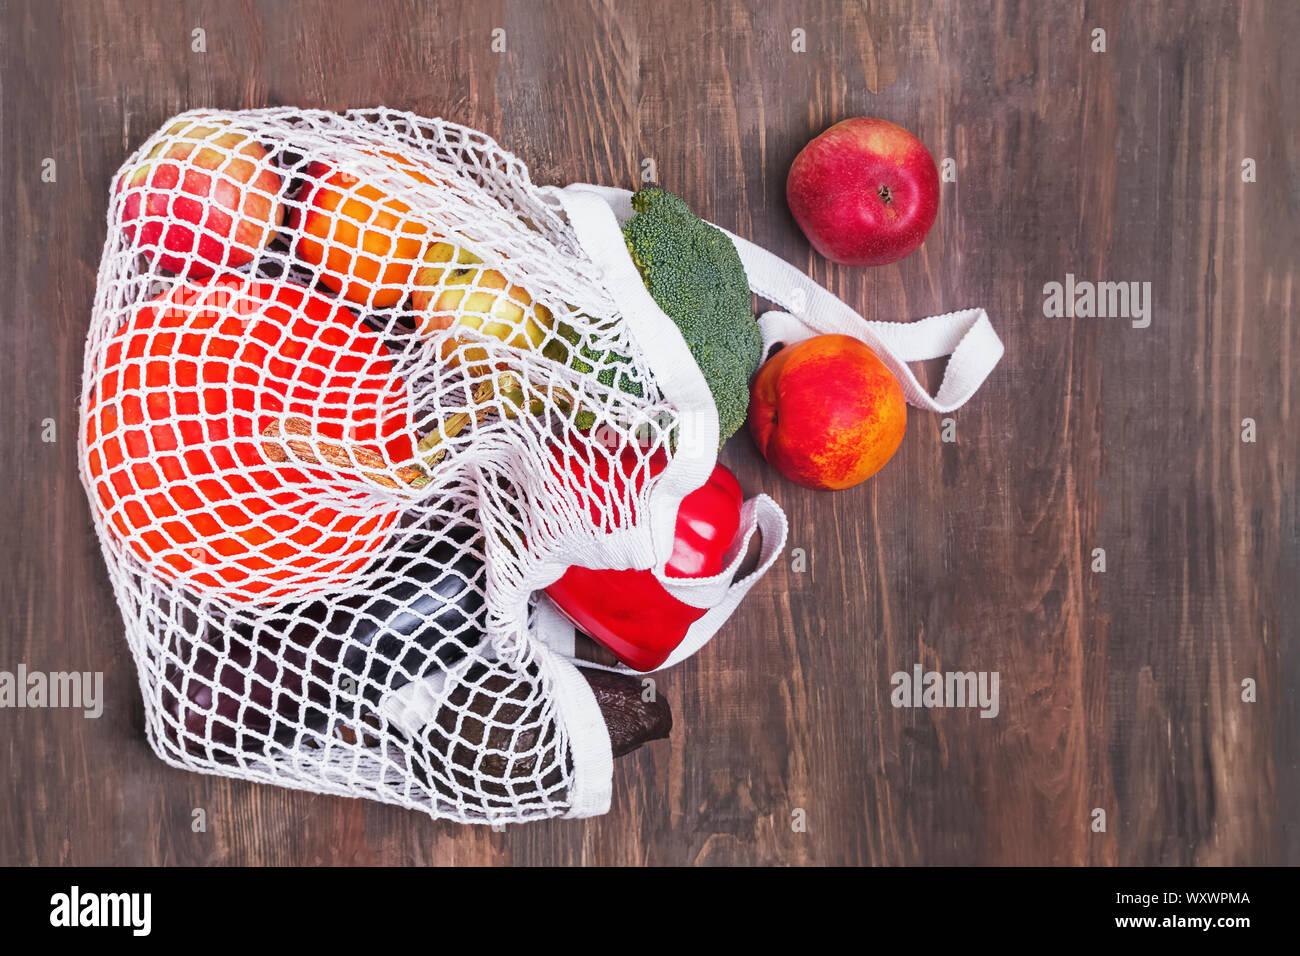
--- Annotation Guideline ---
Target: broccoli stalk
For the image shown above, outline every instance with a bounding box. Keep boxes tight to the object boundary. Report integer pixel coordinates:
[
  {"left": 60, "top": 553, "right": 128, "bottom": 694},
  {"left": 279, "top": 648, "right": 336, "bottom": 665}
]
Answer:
[{"left": 621, "top": 187, "right": 762, "bottom": 447}]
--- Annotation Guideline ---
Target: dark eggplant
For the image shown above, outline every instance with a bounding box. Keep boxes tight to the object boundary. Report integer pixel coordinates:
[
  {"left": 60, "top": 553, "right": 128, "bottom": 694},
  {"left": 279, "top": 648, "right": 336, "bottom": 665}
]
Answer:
[
  {"left": 241, "top": 526, "right": 486, "bottom": 709},
  {"left": 328, "top": 525, "right": 486, "bottom": 703}
]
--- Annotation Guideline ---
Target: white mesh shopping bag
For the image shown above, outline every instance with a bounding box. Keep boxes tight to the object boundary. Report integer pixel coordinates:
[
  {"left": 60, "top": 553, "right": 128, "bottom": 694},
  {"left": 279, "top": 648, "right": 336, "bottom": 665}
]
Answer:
[{"left": 78, "top": 108, "right": 1001, "bottom": 823}]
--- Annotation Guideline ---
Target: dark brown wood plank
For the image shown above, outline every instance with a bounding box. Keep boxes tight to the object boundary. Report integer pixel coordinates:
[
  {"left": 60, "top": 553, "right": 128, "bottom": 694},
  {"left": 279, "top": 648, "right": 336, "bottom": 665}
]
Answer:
[{"left": 0, "top": 0, "right": 1294, "bottom": 866}]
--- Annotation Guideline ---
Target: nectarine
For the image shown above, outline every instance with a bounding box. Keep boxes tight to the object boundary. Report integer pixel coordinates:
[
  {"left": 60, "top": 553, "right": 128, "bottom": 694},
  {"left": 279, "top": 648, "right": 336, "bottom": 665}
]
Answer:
[{"left": 749, "top": 334, "right": 906, "bottom": 490}]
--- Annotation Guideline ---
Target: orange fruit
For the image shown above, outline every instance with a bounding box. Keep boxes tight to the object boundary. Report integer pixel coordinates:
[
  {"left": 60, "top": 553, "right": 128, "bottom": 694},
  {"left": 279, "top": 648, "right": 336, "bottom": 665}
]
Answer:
[{"left": 292, "top": 151, "right": 438, "bottom": 309}]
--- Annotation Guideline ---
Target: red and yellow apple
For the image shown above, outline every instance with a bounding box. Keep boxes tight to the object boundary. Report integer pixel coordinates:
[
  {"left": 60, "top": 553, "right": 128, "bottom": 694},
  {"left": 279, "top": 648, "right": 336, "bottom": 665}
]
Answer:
[
  {"left": 787, "top": 117, "right": 939, "bottom": 267},
  {"left": 291, "top": 151, "right": 438, "bottom": 309},
  {"left": 749, "top": 334, "right": 906, "bottom": 490},
  {"left": 118, "top": 117, "right": 284, "bottom": 278},
  {"left": 411, "top": 241, "right": 554, "bottom": 367}
]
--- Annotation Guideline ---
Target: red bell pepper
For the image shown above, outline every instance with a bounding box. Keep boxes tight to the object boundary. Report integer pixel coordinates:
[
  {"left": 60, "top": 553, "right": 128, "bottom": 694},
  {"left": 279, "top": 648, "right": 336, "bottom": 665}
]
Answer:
[{"left": 545, "top": 444, "right": 744, "bottom": 671}]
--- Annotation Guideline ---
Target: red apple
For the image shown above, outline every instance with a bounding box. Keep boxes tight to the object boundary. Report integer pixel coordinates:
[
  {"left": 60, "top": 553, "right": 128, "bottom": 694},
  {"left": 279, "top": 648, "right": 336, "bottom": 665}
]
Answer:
[
  {"left": 749, "top": 334, "right": 906, "bottom": 490},
  {"left": 118, "top": 116, "right": 284, "bottom": 278},
  {"left": 787, "top": 117, "right": 939, "bottom": 267}
]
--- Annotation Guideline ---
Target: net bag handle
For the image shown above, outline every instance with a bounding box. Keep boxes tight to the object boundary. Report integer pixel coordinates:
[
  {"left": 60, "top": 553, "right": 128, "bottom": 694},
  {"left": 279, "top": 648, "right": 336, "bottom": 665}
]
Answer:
[
  {"left": 534, "top": 492, "right": 789, "bottom": 674},
  {"left": 562, "top": 184, "right": 1005, "bottom": 414}
]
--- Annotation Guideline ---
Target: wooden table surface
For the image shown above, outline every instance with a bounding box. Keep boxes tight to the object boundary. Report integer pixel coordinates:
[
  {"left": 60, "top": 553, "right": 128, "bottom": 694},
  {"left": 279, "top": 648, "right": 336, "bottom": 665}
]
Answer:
[{"left": 2, "top": 0, "right": 1295, "bottom": 866}]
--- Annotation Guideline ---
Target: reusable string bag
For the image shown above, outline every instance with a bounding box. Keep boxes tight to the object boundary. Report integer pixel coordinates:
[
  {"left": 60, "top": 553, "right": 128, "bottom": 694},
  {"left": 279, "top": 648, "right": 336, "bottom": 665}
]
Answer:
[{"left": 78, "top": 108, "right": 1001, "bottom": 823}]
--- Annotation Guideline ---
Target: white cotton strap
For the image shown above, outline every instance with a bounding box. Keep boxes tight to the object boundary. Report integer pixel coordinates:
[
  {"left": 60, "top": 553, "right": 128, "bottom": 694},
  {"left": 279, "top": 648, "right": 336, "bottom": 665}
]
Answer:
[
  {"left": 528, "top": 606, "right": 614, "bottom": 815},
  {"left": 721, "top": 229, "right": 1003, "bottom": 413},
  {"left": 533, "top": 493, "right": 788, "bottom": 674},
  {"left": 543, "top": 648, "right": 613, "bottom": 817},
  {"left": 533, "top": 597, "right": 577, "bottom": 657},
  {"left": 654, "top": 493, "right": 785, "bottom": 610},
  {"left": 563, "top": 183, "right": 1004, "bottom": 415},
  {"left": 653, "top": 494, "right": 787, "bottom": 670}
]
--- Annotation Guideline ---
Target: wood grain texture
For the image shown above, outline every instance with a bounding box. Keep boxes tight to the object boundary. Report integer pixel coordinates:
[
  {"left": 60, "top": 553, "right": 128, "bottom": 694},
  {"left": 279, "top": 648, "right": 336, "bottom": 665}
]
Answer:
[{"left": 1, "top": 0, "right": 1295, "bottom": 866}]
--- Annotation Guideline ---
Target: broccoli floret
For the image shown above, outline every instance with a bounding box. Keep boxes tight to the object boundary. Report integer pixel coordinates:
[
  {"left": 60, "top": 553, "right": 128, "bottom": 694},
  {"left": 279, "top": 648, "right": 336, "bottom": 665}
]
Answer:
[
  {"left": 566, "top": 338, "right": 643, "bottom": 398},
  {"left": 566, "top": 337, "right": 644, "bottom": 431},
  {"left": 543, "top": 322, "right": 644, "bottom": 430},
  {"left": 622, "top": 186, "right": 761, "bottom": 446}
]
